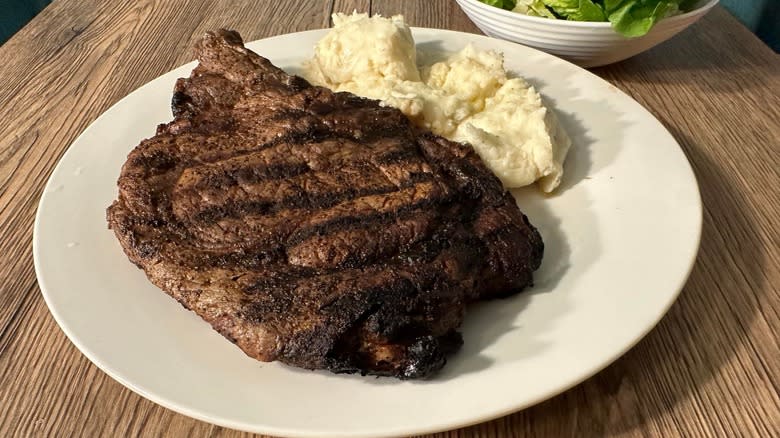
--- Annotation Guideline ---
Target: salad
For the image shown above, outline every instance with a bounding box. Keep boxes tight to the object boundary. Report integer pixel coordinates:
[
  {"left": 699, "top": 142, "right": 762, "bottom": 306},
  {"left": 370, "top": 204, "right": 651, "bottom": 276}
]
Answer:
[{"left": 477, "top": 0, "right": 700, "bottom": 37}]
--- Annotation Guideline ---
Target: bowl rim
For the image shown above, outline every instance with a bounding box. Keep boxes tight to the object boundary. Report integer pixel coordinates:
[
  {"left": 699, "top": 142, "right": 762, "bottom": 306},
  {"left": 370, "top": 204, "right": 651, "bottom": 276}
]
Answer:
[{"left": 457, "top": 0, "right": 720, "bottom": 29}]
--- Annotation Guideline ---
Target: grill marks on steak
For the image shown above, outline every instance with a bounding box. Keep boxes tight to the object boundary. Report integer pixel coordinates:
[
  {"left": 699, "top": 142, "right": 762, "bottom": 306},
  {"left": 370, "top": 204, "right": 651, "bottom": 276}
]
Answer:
[{"left": 107, "top": 29, "right": 544, "bottom": 378}]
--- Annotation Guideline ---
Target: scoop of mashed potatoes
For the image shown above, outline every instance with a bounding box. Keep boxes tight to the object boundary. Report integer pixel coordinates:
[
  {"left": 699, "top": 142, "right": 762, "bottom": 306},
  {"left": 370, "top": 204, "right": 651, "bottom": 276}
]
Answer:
[{"left": 304, "top": 12, "right": 570, "bottom": 192}]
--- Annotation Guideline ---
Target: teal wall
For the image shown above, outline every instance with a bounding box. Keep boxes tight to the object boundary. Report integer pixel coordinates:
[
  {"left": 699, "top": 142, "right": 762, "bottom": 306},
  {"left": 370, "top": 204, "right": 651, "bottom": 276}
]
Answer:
[
  {"left": 722, "top": 0, "right": 770, "bottom": 29},
  {"left": 720, "top": 0, "right": 778, "bottom": 51},
  {"left": 0, "top": 0, "right": 49, "bottom": 43}
]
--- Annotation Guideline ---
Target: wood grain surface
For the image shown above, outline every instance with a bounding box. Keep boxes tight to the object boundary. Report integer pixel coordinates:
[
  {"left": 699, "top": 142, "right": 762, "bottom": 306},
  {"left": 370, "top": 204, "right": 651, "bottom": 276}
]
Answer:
[{"left": 1, "top": 1, "right": 778, "bottom": 437}]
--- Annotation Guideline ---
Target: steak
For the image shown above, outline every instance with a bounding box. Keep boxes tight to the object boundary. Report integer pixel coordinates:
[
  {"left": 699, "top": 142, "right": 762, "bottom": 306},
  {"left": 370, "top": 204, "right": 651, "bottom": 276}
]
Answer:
[{"left": 107, "top": 29, "right": 543, "bottom": 379}]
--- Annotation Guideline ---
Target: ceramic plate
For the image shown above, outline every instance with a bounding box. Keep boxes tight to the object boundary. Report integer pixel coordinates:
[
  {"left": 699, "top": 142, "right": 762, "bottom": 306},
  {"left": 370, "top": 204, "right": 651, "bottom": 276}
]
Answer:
[{"left": 34, "top": 28, "right": 701, "bottom": 438}]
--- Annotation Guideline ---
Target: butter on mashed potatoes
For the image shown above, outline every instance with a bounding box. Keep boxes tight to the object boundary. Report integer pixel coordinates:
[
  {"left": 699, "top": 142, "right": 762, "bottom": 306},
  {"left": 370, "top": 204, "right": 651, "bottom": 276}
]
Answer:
[{"left": 304, "top": 12, "right": 571, "bottom": 192}]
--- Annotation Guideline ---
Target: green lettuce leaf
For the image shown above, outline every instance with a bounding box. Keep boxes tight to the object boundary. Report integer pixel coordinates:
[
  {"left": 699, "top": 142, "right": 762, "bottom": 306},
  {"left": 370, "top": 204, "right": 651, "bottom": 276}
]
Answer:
[
  {"left": 542, "top": 0, "right": 606, "bottom": 22},
  {"left": 478, "top": 0, "right": 518, "bottom": 10},
  {"left": 513, "top": 0, "right": 557, "bottom": 18},
  {"left": 481, "top": 0, "right": 699, "bottom": 37},
  {"left": 604, "top": 1, "right": 682, "bottom": 37}
]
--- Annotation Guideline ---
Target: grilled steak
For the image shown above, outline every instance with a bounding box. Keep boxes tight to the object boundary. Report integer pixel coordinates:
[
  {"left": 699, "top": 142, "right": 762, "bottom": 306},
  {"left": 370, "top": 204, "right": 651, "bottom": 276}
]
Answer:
[{"left": 107, "top": 29, "right": 543, "bottom": 379}]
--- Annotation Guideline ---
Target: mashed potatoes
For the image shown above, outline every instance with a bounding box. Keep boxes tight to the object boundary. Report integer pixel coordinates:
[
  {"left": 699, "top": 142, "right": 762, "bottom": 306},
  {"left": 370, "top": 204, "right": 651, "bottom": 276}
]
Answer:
[{"left": 305, "top": 13, "right": 570, "bottom": 192}]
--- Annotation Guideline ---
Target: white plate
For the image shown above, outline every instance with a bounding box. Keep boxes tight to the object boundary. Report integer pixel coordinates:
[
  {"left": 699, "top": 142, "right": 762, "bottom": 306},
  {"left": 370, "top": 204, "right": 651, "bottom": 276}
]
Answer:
[{"left": 34, "top": 29, "right": 701, "bottom": 438}]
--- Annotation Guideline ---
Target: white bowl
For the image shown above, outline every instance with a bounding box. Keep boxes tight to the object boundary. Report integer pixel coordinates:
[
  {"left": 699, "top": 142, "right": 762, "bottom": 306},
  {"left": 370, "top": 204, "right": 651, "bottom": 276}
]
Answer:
[{"left": 455, "top": 0, "right": 719, "bottom": 67}]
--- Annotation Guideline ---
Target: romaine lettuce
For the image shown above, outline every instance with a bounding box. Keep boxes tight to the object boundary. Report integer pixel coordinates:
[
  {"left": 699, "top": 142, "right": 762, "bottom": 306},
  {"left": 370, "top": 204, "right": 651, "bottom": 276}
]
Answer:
[
  {"left": 476, "top": 0, "right": 698, "bottom": 37},
  {"left": 513, "top": 0, "right": 557, "bottom": 18},
  {"left": 603, "top": 1, "right": 685, "bottom": 37},
  {"left": 480, "top": 0, "right": 518, "bottom": 9},
  {"left": 543, "top": 0, "right": 606, "bottom": 22}
]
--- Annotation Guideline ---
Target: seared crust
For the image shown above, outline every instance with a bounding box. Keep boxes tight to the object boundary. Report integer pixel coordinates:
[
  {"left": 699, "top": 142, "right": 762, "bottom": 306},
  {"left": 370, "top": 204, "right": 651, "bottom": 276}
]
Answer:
[{"left": 107, "top": 29, "right": 543, "bottom": 378}]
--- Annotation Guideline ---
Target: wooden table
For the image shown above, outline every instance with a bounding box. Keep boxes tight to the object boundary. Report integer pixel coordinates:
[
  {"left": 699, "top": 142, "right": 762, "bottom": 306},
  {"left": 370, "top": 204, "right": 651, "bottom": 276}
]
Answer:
[{"left": 1, "top": 1, "right": 778, "bottom": 436}]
